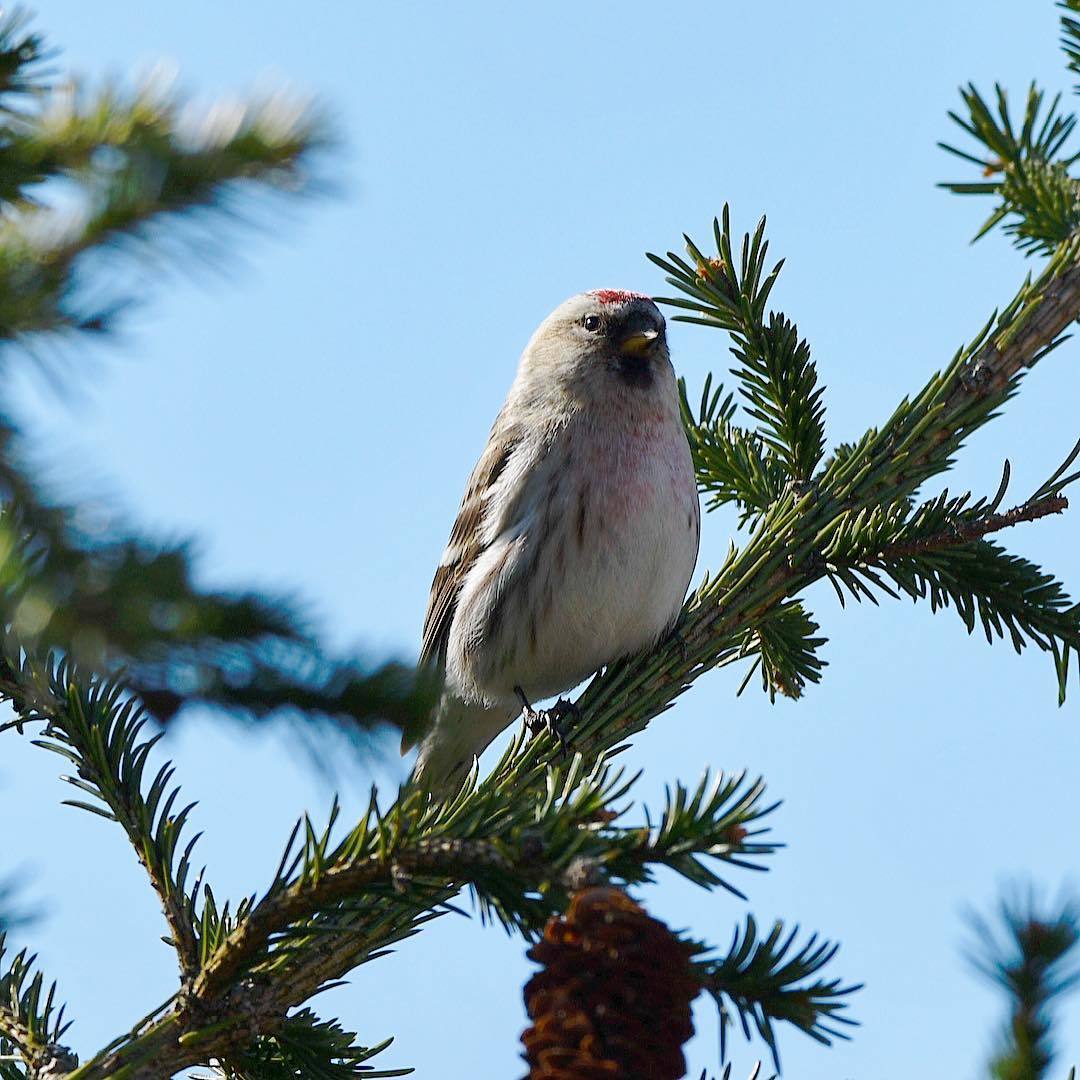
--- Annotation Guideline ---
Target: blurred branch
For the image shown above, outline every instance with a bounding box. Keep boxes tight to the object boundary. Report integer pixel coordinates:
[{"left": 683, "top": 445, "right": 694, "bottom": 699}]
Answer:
[
  {"left": 0, "top": 414, "right": 437, "bottom": 751},
  {"left": 0, "top": 69, "right": 327, "bottom": 340},
  {"left": 968, "top": 891, "right": 1080, "bottom": 1080},
  {"left": 0, "top": 10, "right": 434, "bottom": 755},
  {"left": 0, "top": 879, "right": 29, "bottom": 938}
]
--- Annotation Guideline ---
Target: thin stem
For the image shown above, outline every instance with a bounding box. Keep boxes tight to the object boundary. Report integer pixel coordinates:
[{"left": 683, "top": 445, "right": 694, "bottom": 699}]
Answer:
[{"left": 876, "top": 494, "right": 1068, "bottom": 560}]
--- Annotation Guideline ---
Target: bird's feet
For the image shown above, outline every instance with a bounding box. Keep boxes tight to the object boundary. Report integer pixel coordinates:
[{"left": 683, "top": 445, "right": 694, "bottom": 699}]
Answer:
[
  {"left": 667, "top": 622, "right": 690, "bottom": 662},
  {"left": 514, "top": 686, "right": 578, "bottom": 758}
]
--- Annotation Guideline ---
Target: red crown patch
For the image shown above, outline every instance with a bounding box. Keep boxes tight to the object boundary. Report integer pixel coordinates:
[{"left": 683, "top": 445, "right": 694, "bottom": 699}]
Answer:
[{"left": 589, "top": 289, "right": 651, "bottom": 305}]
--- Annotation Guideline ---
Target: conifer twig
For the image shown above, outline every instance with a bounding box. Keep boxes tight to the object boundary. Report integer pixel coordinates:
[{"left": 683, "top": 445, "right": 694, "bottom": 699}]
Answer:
[
  {"left": 191, "top": 841, "right": 510, "bottom": 999},
  {"left": 875, "top": 493, "right": 1068, "bottom": 560},
  {"left": 0, "top": 654, "right": 203, "bottom": 979}
]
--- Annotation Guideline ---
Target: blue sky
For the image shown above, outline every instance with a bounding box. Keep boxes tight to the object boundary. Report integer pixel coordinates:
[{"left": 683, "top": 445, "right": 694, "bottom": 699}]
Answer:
[{"left": 3, "top": 2, "right": 1080, "bottom": 1077}]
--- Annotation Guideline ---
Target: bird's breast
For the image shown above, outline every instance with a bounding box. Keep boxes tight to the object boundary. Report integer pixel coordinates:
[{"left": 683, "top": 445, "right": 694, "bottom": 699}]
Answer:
[{"left": 507, "top": 409, "right": 700, "bottom": 701}]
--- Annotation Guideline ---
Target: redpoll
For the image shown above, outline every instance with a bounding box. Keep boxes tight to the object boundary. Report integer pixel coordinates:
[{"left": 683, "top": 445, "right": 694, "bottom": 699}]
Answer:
[{"left": 405, "top": 290, "right": 700, "bottom": 792}]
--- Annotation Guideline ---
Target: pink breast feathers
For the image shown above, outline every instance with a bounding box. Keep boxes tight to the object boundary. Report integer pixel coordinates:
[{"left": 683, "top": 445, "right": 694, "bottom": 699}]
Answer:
[
  {"left": 587, "top": 419, "right": 687, "bottom": 527},
  {"left": 589, "top": 289, "right": 651, "bottom": 305}
]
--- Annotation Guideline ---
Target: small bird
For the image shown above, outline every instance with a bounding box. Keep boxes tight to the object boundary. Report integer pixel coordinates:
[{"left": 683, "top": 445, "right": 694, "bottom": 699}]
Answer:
[{"left": 405, "top": 290, "right": 700, "bottom": 793}]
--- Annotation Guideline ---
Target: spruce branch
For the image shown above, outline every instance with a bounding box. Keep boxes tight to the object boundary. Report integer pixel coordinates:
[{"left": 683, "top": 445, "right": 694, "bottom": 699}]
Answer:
[
  {"left": 0, "top": 648, "right": 203, "bottom": 979},
  {"left": 192, "top": 764, "right": 776, "bottom": 1007},
  {"left": 0, "top": 935, "right": 74, "bottom": 1079},
  {"left": 733, "top": 599, "right": 827, "bottom": 703},
  {"left": 0, "top": 75, "right": 326, "bottom": 341},
  {"left": 869, "top": 537, "right": 1078, "bottom": 663},
  {"left": 664, "top": 208, "right": 1080, "bottom": 517},
  {"left": 196, "top": 758, "right": 836, "bottom": 1077},
  {"left": 0, "top": 12, "right": 430, "bottom": 759},
  {"left": 873, "top": 492, "right": 1067, "bottom": 559},
  {"left": 210, "top": 1012, "right": 410, "bottom": 1080},
  {"left": 938, "top": 4, "right": 1080, "bottom": 255},
  {"left": 563, "top": 206, "right": 1080, "bottom": 753},
  {"left": 653, "top": 209, "right": 826, "bottom": 481},
  {"left": 679, "top": 374, "right": 787, "bottom": 523},
  {"left": 968, "top": 891, "right": 1080, "bottom": 1080},
  {"left": 1064, "top": 0, "right": 1080, "bottom": 92},
  {"left": 807, "top": 470, "right": 1080, "bottom": 694},
  {"left": 0, "top": 464, "right": 437, "bottom": 748},
  {"left": 0, "top": 640, "right": 794, "bottom": 1079},
  {"left": 940, "top": 82, "right": 1080, "bottom": 254},
  {"left": 700, "top": 916, "right": 859, "bottom": 1071},
  {"left": 0, "top": 644, "right": 434, "bottom": 1004},
  {"left": 0, "top": 10, "right": 50, "bottom": 117}
]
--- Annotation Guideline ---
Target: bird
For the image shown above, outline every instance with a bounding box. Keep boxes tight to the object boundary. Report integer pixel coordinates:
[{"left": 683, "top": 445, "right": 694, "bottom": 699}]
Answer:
[{"left": 404, "top": 289, "right": 700, "bottom": 794}]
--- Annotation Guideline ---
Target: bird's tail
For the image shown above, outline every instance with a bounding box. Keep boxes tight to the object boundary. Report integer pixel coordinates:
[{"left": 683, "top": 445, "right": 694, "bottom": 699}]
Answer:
[{"left": 408, "top": 694, "right": 516, "bottom": 798}]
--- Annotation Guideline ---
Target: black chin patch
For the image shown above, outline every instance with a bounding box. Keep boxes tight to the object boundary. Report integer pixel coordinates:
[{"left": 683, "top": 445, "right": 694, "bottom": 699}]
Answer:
[{"left": 617, "top": 355, "right": 654, "bottom": 389}]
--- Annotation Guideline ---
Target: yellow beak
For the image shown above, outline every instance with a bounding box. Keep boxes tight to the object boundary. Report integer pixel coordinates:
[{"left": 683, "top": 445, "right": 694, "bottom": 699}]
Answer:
[{"left": 618, "top": 328, "right": 659, "bottom": 357}]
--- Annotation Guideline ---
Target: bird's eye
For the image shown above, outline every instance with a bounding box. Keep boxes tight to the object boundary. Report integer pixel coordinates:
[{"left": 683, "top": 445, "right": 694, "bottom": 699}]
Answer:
[{"left": 583, "top": 314, "right": 602, "bottom": 332}]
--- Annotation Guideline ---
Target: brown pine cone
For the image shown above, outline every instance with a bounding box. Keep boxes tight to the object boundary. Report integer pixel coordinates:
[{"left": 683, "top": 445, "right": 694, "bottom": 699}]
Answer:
[{"left": 521, "top": 887, "right": 699, "bottom": 1080}]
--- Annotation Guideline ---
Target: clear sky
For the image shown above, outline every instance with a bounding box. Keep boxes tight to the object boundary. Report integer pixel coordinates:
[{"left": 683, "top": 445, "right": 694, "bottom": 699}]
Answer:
[{"left": 3, "top": 2, "right": 1080, "bottom": 1078}]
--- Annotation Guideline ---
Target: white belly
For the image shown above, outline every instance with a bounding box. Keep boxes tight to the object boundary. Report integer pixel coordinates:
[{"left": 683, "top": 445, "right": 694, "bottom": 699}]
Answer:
[{"left": 472, "top": 413, "right": 699, "bottom": 705}]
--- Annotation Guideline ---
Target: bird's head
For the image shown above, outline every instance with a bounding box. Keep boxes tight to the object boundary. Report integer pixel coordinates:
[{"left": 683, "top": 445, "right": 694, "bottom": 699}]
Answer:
[{"left": 519, "top": 290, "right": 671, "bottom": 403}]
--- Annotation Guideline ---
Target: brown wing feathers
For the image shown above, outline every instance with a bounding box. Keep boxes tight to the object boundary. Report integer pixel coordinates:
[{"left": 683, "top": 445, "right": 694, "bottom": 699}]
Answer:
[{"left": 418, "top": 417, "right": 519, "bottom": 669}]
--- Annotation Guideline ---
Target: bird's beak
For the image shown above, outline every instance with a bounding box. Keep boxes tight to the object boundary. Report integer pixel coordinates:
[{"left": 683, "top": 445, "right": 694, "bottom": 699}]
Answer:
[{"left": 618, "top": 328, "right": 659, "bottom": 357}]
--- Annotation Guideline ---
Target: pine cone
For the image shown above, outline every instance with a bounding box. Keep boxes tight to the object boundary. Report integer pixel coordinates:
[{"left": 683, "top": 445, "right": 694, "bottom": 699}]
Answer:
[{"left": 521, "top": 887, "right": 699, "bottom": 1080}]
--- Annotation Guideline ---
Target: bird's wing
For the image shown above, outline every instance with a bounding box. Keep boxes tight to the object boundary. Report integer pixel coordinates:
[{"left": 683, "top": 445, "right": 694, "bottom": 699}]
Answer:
[{"left": 418, "top": 409, "right": 523, "bottom": 671}]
